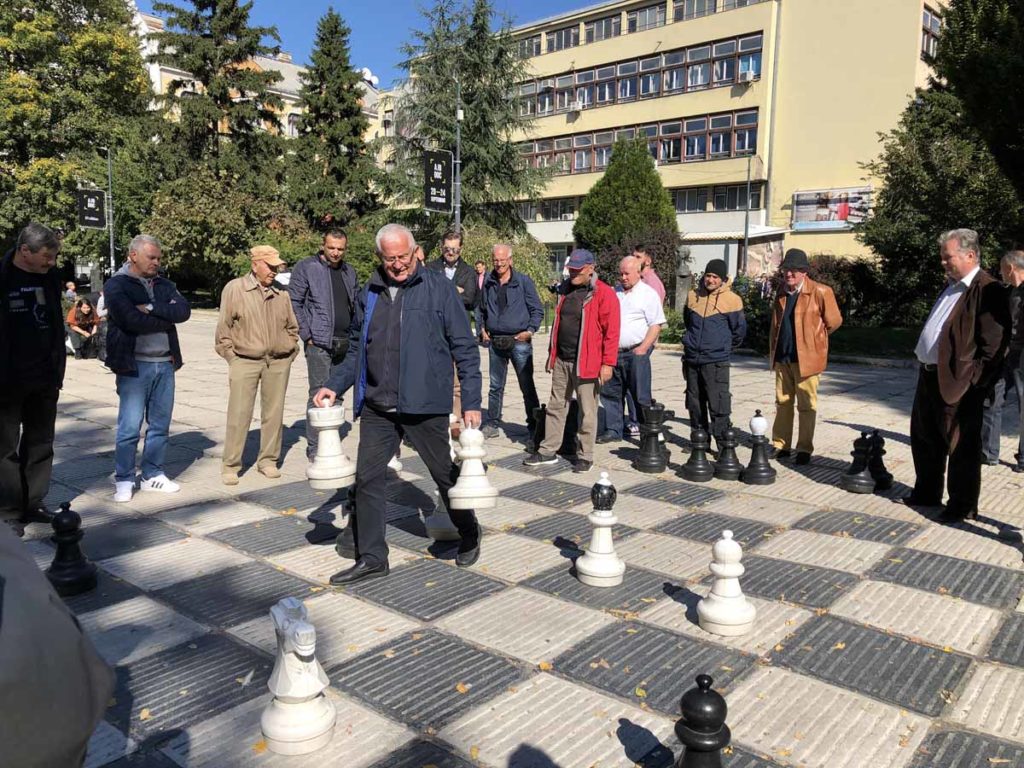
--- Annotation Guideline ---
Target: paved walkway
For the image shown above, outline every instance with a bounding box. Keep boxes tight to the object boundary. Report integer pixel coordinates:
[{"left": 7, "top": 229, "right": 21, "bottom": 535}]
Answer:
[{"left": 22, "top": 309, "right": 1024, "bottom": 767}]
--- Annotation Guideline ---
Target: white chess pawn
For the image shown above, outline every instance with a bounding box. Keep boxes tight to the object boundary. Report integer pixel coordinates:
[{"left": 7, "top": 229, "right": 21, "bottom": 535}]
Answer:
[
  {"left": 448, "top": 428, "right": 498, "bottom": 510},
  {"left": 575, "top": 471, "right": 625, "bottom": 588},
  {"left": 261, "top": 597, "right": 336, "bottom": 754},
  {"left": 697, "top": 530, "right": 757, "bottom": 636},
  {"left": 306, "top": 405, "right": 355, "bottom": 490},
  {"left": 423, "top": 490, "right": 461, "bottom": 541}
]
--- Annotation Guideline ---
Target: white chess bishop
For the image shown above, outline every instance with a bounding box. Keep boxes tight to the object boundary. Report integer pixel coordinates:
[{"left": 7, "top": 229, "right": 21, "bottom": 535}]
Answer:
[
  {"left": 697, "top": 530, "right": 757, "bottom": 636},
  {"left": 575, "top": 471, "right": 625, "bottom": 588},
  {"left": 306, "top": 405, "right": 355, "bottom": 490},
  {"left": 447, "top": 428, "right": 498, "bottom": 510},
  {"left": 261, "top": 598, "right": 336, "bottom": 754},
  {"left": 423, "top": 490, "right": 461, "bottom": 541}
]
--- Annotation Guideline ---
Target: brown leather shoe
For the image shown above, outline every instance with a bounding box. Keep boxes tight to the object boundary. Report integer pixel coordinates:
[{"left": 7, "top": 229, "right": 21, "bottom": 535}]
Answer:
[{"left": 258, "top": 465, "right": 282, "bottom": 479}]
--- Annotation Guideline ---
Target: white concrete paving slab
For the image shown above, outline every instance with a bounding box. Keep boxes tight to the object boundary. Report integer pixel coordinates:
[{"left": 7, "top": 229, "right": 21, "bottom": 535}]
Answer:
[
  {"left": 76, "top": 595, "right": 209, "bottom": 665},
  {"left": 615, "top": 532, "right": 710, "bottom": 582},
  {"left": 904, "top": 524, "right": 1024, "bottom": 570},
  {"left": 157, "top": 499, "right": 278, "bottom": 534},
  {"left": 469, "top": 531, "right": 571, "bottom": 583},
  {"left": 948, "top": 663, "right": 1024, "bottom": 744},
  {"left": 98, "top": 537, "right": 250, "bottom": 590},
  {"left": 268, "top": 542, "right": 419, "bottom": 584},
  {"left": 754, "top": 528, "right": 893, "bottom": 573}
]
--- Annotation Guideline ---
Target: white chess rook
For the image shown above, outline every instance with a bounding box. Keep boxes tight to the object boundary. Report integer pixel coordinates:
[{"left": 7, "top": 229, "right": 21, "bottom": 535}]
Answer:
[
  {"left": 424, "top": 490, "right": 461, "bottom": 541},
  {"left": 448, "top": 428, "right": 498, "bottom": 510},
  {"left": 261, "top": 597, "right": 336, "bottom": 755},
  {"left": 697, "top": 530, "right": 757, "bottom": 636},
  {"left": 306, "top": 405, "right": 355, "bottom": 490},
  {"left": 575, "top": 471, "right": 625, "bottom": 588}
]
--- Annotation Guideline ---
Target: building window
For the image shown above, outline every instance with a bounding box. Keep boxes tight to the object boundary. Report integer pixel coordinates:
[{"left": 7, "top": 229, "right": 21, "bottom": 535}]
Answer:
[
  {"left": 547, "top": 25, "right": 579, "bottom": 53},
  {"left": 628, "top": 4, "right": 666, "bottom": 33},
  {"left": 713, "top": 183, "right": 763, "bottom": 211},
  {"left": 675, "top": 187, "right": 709, "bottom": 212},
  {"left": 675, "top": 0, "right": 716, "bottom": 22},
  {"left": 519, "top": 83, "right": 536, "bottom": 116},
  {"left": 518, "top": 35, "right": 541, "bottom": 58},
  {"left": 585, "top": 15, "right": 621, "bottom": 43},
  {"left": 922, "top": 6, "right": 941, "bottom": 59}
]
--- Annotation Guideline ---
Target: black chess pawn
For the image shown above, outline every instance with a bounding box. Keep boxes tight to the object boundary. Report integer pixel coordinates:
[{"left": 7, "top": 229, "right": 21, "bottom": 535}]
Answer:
[
  {"left": 839, "top": 432, "right": 876, "bottom": 494},
  {"left": 674, "top": 674, "right": 731, "bottom": 768},
  {"left": 682, "top": 428, "right": 714, "bottom": 483},
  {"left": 713, "top": 424, "right": 743, "bottom": 481},
  {"left": 868, "top": 430, "right": 894, "bottom": 491},
  {"left": 45, "top": 502, "right": 97, "bottom": 597},
  {"left": 634, "top": 402, "right": 668, "bottom": 473},
  {"left": 530, "top": 405, "right": 547, "bottom": 454},
  {"left": 741, "top": 410, "right": 776, "bottom": 485}
]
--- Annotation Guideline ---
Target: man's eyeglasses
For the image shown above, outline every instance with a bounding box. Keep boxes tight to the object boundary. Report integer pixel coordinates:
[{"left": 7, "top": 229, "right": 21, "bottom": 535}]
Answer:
[
  {"left": 442, "top": 246, "right": 461, "bottom": 255},
  {"left": 381, "top": 250, "right": 415, "bottom": 266}
]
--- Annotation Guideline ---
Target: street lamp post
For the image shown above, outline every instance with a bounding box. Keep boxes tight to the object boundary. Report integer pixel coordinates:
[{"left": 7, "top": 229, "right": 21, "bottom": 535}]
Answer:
[
  {"left": 741, "top": 154, "right": 752, "bottom": 275},
  {"left": 454, "top": 78, "right": 463, "bottom": 234},
  {"left": 100, "top": 146, "right": 116, "bottom": 276}
]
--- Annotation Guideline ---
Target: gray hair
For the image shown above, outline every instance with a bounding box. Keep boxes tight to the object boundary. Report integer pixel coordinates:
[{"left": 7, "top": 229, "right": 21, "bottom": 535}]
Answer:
[
  {"left": 938, "top": 228, "right": 981, "bottom": 259},
  {"left": 493, "top": 243, "right": 512, "bottom": 258},
  {"left": 16, "top": 222, "right": 60, "bottom": 253},
  {"left": 128, "top": 234, "right": 162, "bottom": 254},
  {"left": 1003, "top": 250, "right": 1024, "bottom": 270},
  {"left": 375, "top": 223, "right": 416, "bottom": 254}
]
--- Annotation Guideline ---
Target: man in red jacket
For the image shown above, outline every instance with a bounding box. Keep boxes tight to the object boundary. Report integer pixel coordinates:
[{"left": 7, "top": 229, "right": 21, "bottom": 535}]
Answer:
[{"left": 525, "top": 249, "right": 619, "bottom": 473}]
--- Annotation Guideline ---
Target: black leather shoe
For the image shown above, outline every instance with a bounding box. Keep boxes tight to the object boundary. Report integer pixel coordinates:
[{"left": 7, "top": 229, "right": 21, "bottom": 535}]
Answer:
[
  {"left": 769, "top": 447, "right": 792, "bottom": 460},
  {"left": 899, "top": 493, "right": 942, "bottom": 507},
  {"left": 794, "top": 452, "right": 812, "bottom": 466},
  {"left": 936, "top": 508, "right": 968, "bottom": 525},
  {"left": 19, "top": 505, "right": 54, "bottom": 525},
  {"left": 595, "top": 432, "right": 620, "bottom": 444},
  {"left": 329, "top": 558, "right": 389, "bottom": 586},
  {"left": 456, "top": 526, "right": 482, "bottom": 568}
]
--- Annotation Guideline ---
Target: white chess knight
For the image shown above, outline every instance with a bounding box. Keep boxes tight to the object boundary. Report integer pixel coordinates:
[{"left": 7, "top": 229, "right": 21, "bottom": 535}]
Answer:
[
  {"left": 697, "top": 530, "right": 757, "bottom": 636},
  {"left": 575, "top": 471, "right": 625, "bottom": 587},
  {"left": 423, "top": 490, "right": 461, "bottom": 541},
  {"left": 306, "top": 405, "right": 355, "bottom": 490},
  {"left": 261, "top": 597, "right": 336, "bottom": 755},
  {"left": 447, "top": 428, "right": 498, "bottom": 510}
]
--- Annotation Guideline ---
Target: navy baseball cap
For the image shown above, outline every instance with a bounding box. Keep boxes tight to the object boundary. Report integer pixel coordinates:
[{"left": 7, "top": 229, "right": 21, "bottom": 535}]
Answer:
[{"left": 566, "top": 249, "right": 595, "bottom": 269}]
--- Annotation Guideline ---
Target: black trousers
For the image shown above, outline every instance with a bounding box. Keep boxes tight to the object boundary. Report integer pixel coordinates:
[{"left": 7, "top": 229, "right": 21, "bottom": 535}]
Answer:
[
  {"left": 353, "top": 407, "right": 477, "bottom": 566},
  {"left": 0, "top": 386, "right": 59, "bottom": 518},
  {"left": 684, "top": 361, "right": 732, "bottom": 442},
  {"left": 910, "top": 368, "right": 984, "bottom": 514}
]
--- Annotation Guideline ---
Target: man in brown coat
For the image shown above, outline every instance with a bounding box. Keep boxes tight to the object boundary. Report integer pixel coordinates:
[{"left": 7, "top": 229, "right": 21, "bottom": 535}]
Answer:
[
  {"left": 905, "top": 229, "right": 1009, "bottom": 522},
  {"left": 215, "top": 246, "right": 300, "bottom": 485},
  {"left": 768, "top": 249, "right": 843, "bottom": 464}
]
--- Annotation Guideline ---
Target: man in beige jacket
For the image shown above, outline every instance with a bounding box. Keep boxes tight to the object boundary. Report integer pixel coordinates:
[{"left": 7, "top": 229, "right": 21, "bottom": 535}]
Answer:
[{"left": 215, "top": 246, "right": 299, "bottom": 484}]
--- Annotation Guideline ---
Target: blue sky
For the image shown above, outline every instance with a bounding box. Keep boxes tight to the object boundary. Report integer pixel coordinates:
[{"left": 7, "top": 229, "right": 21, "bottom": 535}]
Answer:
[{"left": 136, "top": 0, "right": 587, "bottom": 88}]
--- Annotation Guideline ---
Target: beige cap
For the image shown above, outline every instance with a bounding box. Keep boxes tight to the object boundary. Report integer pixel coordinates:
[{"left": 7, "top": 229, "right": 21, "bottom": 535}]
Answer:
[{"left": 250, "top": 245, "right": 284, "bottom": 267}]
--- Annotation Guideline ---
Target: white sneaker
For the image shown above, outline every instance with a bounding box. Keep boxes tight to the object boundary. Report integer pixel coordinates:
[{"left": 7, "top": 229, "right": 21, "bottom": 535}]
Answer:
[
  {"left": 387, "top": 455, "right": 403, "bottom": 472},
  {"left": 114, "top": 481, "right": 134, "bottom": 503},
  {"left": 139, "top": 474, "right": 180, "bottom": 494}
]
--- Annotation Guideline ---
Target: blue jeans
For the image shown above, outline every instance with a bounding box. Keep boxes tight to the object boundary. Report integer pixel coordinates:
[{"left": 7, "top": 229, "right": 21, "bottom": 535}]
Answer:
[
  {"left": 599, "top": 347, "right": 653, "bottom": 438},
  {"left": 115, "top": 361, "right": 175, "bottom": 482},
  {"left": 486, "top": 340, "right": 540, "bottom": 431},
  {"left": 981, "top": 351, "right": 1024, "bottom": 464}
]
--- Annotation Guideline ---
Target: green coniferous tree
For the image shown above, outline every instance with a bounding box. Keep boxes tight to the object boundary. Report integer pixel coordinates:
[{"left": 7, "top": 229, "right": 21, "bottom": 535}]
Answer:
[{"left": 288, "top": 7, "right": 375, "bottom": 229}]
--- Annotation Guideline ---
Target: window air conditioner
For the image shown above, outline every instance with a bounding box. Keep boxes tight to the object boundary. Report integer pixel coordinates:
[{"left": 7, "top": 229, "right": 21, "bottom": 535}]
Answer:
[
  {"left": 738, "top": 70, "right": 756, "bottom": 84},
  {"left": 569, "top": 100, "right": 584, "bottom": 112}
]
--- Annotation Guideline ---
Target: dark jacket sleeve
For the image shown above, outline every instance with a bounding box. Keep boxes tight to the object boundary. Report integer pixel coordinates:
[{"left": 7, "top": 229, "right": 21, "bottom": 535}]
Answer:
[
  {"left": 104, "top": 277, "right": 174, "bottom": 334},
  {"left": 326, "top": 286, "right": 366, "bottom": 396},
  {"left": 523, "top": 275, "right": 544, "bottom": 333},
  {"left": 728, "top": 300, "right": 747, "bottom": 348},
  {"left": 150, "top": 280, "right": 191, "bottom": 324},
  {"left": 459, "top": 263, "right": 477, "bottom": 311},
  {"left": 974, "top": 280, "right": 1011, "bottom": 387},
  {"left": 446, "top": 281, "right": 482, "bottom": 411},
  {"left": 289, "top": 259, "right": 312, "bottom": 342}
]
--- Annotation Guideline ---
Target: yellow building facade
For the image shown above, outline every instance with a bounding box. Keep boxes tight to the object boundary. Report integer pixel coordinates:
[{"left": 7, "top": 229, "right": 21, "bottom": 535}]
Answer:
[{"left": 512, "top": 0, "right": 945, "bottom": 275}]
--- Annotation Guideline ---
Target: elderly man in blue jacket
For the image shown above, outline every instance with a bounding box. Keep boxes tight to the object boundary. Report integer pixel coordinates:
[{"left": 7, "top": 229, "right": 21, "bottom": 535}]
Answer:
[{"left": 314, "top": 223, "right": 483, "bottom": 585}]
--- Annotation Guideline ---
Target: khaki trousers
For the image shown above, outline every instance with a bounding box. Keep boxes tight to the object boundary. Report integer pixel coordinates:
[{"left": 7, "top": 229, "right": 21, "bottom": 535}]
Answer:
[
  {"left": 223, "top": 356, "right": 293, "bottom": 473},
  {"left": 771, "top": 362, "right": 820, "bottom": 454},
  {"left": 541, "top": 357, "right": 599, "bottom": 462}
]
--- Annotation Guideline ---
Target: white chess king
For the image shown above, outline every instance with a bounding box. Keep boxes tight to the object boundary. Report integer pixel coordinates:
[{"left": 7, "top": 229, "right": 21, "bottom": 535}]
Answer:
[
  {"left": 306, "top": 405, "right": 355, "bottom": 490},
  {"left": 447, "top": 428, "right": 498, "bottom": 510},
  {"left": 575, "top": 471, "right": 625, "bottom": 588},
  {"left": 697, "top": 530, "right": 757, "bottom": 636},
  {"left": 262, "top": 598, "right": 336, "bottom": 754}
]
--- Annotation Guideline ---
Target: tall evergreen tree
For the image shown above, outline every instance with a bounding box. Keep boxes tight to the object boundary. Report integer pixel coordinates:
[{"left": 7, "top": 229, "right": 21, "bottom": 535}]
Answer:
[{"left": 288, "top": 8, "right": 375, "bottom": 229}]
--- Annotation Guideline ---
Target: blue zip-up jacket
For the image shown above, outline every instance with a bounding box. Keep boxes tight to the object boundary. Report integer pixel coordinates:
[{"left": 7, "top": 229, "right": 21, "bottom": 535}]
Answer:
[
  {"left": 288, "top": 254, "right": 359, "bottom": 349},
  {"left": 480, "top": 268, "right": 544, "bottom": 336},
  {"left": 326, "top": 265, "right": 482, "bottom": 417},
  {"left": 103, "top": 269, "right": 191, "bottom": 376},
  {"left": 683, "top": 283, "right": 746, "bottom": 364}
]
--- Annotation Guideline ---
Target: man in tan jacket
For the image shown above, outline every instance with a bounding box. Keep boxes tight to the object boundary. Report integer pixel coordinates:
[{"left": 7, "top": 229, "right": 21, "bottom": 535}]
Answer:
[
  {"left": 768, "top": 249, "right": 843, "bottom": 465},
  {"left": 215, "top": 246, "right": 299, "bottom": 484}
]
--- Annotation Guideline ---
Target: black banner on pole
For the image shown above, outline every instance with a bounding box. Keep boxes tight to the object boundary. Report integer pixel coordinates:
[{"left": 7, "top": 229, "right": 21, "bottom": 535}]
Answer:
[
  {"left": 77, "top": 189, "right": 106, "bottom": 229},
  {"left": 423, "top": 150, "right": 453, "bottom": 213}
]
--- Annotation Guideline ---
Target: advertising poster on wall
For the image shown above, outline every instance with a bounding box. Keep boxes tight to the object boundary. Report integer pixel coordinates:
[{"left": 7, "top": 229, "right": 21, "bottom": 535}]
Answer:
[{"left": 791, "top": 186, "right": 871, "bottom": 231}]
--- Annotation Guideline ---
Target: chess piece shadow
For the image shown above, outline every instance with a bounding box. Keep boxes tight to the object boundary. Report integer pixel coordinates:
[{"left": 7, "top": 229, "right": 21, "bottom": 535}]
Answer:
[
  {"left": 616, "top": 718, "right": 675, "bottom": 767},
  {"left": 508, "top": 744, "right": 563, "bottom": 768}
]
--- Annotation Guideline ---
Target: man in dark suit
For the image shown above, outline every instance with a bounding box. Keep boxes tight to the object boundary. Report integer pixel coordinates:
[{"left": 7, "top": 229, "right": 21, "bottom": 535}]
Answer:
[{"left": 904, "top": 229, "right": 1010, "bottom": 522}]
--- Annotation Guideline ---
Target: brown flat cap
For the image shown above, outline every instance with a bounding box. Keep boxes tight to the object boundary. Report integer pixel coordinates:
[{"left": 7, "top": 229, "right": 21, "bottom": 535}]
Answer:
[{"left": 250, "top": 245, "right": 284, "bottom": 267}]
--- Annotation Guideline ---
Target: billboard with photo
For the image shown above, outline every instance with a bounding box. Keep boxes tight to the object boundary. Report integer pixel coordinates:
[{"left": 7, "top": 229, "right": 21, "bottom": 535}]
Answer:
[{"left": 791, "top": 186, "right": 871, "bottom": 231}]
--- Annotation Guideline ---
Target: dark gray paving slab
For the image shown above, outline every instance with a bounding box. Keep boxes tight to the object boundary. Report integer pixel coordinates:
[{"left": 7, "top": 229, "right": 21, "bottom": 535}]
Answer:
[
  {"left": 238, "top": 479, "right": 347, "bottom": 513},
  {"left": 523, "top": 563, "right": 675, "bottom": 613},
  {"left": 515, "top": 510, "right": 639, "bottom": 554},
  {"left": 86, "top": 518, "right": 186, "bottom": 561},
  {"left": 554, "top": 622, "right": 755, "bottom": 714},
  {"left": 106, "top": 633, "right": 270, "bottom": 739},
  {"left": 869, "top": 547, "right": 1024, "bottom": 609},
  {"left": 729, "top": 555, "right": 860, "bottom": 609},
  {"left": 907, "top": 728, "right": 1024, "bottom": 768},
  {"left": 63, "top": 572, "right": 142, "bottom": 615},
  {"left": 986, "top": 613, "right": 1024, "bottom": 668},
  {"left": 773, "top": 616, "right": 973, "bottom": 716},
  {"left": 154, "top": 562, "right": 316, "bottom": 627},
  {"left": 208, "top": 514, "right": 328, "bottom": 556},
  {"left": 502, "top": 478, "right": 595, "bottom": 510},
  {"left": 794, "top": 508, "right": 922, "bottom": 545},
  {"left": 366, "top": 740, "right": 475, "bottom": 768},
  {"left": 386, "top": 515, "right": 461, "bottom": 560},
  {"left": 331, "top": 630, "right": 525, "bottom": 729},
  {"left": 387, "top": 477, "right": 438, "bottom": 509},
  {"left": 491, "top": 452, "right": 575, "bottom": 477},
  {"left": 341, "top": 558, "right": 507, "bottom": 621},
  {"left": 103, "top": 749, "right": 179, "bottom": 768},
  {"left": 624, "top": 480, "right": 724, "bottom": 508},
  {"left": 654, "top": 511, "right": 779, "bottom": 547},
  {"left": 728, "top": 749, "right": 789, "bottom": 768},
  {"left": 52, "top": 454, "right": 116, "bottom": 482}
]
